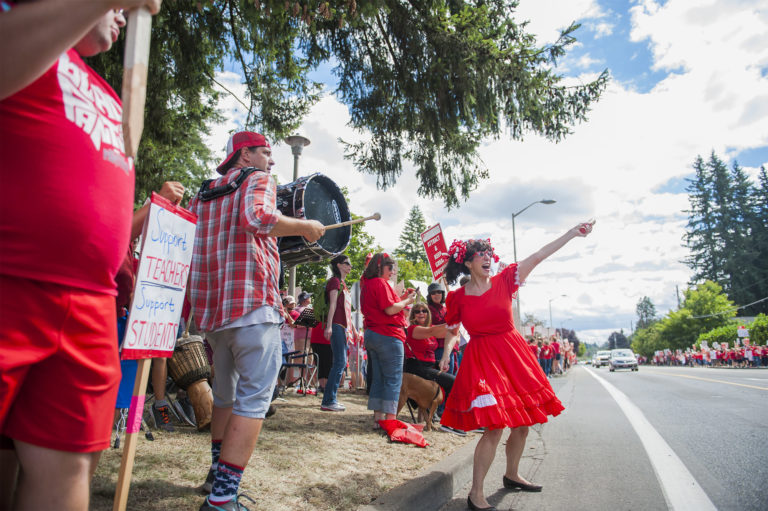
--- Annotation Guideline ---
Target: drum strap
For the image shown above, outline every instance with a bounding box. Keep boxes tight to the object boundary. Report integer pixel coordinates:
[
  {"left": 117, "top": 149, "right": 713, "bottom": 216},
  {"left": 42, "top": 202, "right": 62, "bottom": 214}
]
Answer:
[{"left": 197, "top": 167, "right": 263, "bottom": 202}]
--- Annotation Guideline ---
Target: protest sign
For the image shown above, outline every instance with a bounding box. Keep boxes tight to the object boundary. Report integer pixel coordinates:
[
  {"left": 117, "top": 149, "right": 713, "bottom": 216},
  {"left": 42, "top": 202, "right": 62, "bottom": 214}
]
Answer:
[
  {"left": 420, "top": 223, "right": 449, "bottom": 280},
  {"left": 121, "top": 193, "right": 197, "bottom": 359},
  {"left": 114, "top": 193, "right": 196, "bottom": 511}
]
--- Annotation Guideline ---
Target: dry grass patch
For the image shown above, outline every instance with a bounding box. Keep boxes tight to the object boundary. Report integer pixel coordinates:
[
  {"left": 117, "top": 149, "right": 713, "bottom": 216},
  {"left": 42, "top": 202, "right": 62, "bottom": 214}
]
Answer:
[{"left": 92, "top": 390, "right": 473, "bottom": 510}]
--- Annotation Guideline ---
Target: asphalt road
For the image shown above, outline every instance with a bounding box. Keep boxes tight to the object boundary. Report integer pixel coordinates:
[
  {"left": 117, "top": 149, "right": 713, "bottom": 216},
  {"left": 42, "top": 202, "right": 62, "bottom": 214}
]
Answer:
[{"left": 439, "top": 365, "right": 768, "bottom": 511}]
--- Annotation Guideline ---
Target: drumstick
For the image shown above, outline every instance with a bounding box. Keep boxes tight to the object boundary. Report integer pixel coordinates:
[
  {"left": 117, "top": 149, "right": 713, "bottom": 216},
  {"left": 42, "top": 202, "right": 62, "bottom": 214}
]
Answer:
[{"left": 325, "top": 212, "right": 381, "bottom": 230}]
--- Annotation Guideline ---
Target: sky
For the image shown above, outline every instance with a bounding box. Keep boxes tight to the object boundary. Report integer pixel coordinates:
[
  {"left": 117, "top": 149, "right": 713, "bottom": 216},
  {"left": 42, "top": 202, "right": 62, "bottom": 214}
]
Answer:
[{"left": 205, "top": 0, "right": 768, "bottom": 346}]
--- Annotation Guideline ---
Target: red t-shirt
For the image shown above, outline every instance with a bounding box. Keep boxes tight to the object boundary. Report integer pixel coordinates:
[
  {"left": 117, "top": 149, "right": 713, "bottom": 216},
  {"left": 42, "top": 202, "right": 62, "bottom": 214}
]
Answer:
[
  {"left": 428, "top": 301, "right": 447, "bottom": 347},
  {"left": 540, "top": 345, "right": 553, "bottom": 359},
  {"left": 310, "top": 322, "right": 329, "bottom": 345},
  {"left": 325, "top": 276, "right": 348, "bottom": 327},
  {"left": 404, "top": 325, "right": 437, "bottom": 363},
  {"left": 361, "top": 277, "right": 407, "bottom": 341},
  {"left": 552, "top": 341, "right": 561, "bottom": 354},
  {"left": 0, "top": 49, "right": 134, "bottom": 295}
]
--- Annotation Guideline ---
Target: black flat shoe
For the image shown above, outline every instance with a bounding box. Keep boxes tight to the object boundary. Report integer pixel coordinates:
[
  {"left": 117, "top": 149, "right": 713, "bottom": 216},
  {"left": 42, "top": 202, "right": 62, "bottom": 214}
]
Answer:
[
  {"left": 503, "top": 475, "right": 543, "bottom": 492},
  {"left": 467, "top": 496, "right": 497, "bottom": 511}
]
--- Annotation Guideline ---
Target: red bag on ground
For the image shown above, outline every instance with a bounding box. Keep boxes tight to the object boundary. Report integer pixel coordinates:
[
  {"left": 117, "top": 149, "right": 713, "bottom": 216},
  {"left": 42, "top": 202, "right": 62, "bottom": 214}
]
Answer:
[{"left": 378, "top": 420, "right": 429, "bottom": 448}]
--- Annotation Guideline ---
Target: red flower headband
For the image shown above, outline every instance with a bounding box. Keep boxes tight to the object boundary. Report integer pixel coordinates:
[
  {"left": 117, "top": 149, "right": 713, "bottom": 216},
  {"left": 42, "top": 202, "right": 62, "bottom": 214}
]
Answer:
[{"left": 448, "top": 239, "right": 500, "bottom": 264}]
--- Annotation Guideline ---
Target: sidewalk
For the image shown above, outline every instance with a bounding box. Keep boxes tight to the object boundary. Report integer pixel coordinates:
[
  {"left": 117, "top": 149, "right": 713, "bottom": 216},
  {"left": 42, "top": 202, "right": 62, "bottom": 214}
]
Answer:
[{"left": 358, "top": 434, "right": 479, "bottom": 511}]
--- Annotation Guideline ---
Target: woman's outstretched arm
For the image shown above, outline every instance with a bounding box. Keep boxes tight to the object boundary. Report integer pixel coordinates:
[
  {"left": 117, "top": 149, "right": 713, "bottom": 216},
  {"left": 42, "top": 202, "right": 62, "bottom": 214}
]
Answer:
[{"left": 517, "top": 220, "right": 594, "bottom": 283}]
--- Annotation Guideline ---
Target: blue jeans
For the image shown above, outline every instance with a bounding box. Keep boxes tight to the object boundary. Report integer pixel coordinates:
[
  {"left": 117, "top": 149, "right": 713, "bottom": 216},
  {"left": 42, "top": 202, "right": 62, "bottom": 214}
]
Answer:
[
  {"left": 365, "top": 329, "right": 404, "bottom": 415},
  {"left": 322, "top": 324, "right": 348, "bottom": 406}
]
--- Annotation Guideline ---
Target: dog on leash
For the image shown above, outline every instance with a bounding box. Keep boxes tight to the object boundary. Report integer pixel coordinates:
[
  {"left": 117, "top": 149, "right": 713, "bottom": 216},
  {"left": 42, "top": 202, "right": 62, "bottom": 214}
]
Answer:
[{"left": 397, "top": 372, "right": 444, "bottom": 431}]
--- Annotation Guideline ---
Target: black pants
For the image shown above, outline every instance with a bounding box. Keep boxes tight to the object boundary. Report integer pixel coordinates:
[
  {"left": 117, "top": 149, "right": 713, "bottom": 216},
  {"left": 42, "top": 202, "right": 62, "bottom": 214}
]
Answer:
[
  {"left": 403, "top": 358, "right": 454, "bottom": 402},
  {"left": 311, "top": 343, "right": 332, "bottom": 380}
]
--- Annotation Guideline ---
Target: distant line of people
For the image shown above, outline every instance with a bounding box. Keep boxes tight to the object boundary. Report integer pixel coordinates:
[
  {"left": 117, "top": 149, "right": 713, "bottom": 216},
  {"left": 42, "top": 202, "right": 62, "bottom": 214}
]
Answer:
[{"left": 648, "top": 344, "right": 768, "bottom": 368}]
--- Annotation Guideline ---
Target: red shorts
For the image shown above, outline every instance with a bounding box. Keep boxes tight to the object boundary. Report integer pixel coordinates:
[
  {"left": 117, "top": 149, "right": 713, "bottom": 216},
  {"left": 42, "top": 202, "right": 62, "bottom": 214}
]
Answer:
[{"left": 0, "top": 274, "right": 120, "bottom": 452}]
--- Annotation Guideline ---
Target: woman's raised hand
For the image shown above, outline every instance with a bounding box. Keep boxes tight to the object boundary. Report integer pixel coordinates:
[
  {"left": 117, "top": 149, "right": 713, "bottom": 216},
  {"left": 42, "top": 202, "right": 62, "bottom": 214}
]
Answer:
[{"left": 574, "top": 219, "right": 596, "bottom": 237}]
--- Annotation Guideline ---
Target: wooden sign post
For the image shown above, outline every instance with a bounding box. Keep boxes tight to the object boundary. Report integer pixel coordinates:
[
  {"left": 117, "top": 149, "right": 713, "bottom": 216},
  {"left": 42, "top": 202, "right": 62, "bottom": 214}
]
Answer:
[{"left": 112, "top": 194, "right": 197, "bottom": 511}]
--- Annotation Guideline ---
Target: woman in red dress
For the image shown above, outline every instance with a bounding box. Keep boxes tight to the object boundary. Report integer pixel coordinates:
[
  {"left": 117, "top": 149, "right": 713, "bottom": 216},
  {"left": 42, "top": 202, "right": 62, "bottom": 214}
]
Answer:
[{"left": 439, "top": 221, "right": 594, "bottom": 511}]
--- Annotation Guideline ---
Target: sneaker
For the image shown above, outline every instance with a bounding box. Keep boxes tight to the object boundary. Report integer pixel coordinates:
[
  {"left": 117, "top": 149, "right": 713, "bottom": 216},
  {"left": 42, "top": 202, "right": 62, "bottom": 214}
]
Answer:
[
  {"left": 152, "top": 402, "right": 175, "bottom": 432},
  {"left": 305, "top": 388, "right": 317, "bottom": 395},
  {"left": 440, "top": 425, "right": 468, "bottom": 436},
  {"left": 199, "top": 493, "right": 256, "bottom": 511},
  {"left": 320, "top": 402, "right": 346, "bottom": 412},
  {"left": 200, "top": 466, "right": 215, "bottom": 494}
]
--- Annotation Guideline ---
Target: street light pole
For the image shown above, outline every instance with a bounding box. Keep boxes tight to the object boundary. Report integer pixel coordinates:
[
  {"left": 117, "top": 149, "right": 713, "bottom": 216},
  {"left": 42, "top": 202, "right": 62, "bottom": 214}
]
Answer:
[
  {"left": 285, "top": 134, "right": 311, "bottom": 297},
  {"left": 549, "top": 294, "right": 567, "bottom": 336},
  {"left": 511, "top": 199, "right": 556, "bottom": 326}
]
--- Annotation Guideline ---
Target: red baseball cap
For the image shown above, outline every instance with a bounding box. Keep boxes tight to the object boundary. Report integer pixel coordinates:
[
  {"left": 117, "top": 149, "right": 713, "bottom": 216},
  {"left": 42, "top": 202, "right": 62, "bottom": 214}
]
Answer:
[{"left": 216, "top": 131, "right": 270, "bottom": 174}]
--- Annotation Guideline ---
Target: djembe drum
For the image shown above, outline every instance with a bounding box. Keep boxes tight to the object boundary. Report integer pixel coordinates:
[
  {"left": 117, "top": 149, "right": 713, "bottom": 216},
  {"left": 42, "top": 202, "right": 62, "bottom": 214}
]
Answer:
[{"left": 167, "top": 335, "right": 213, "bottom": 430}]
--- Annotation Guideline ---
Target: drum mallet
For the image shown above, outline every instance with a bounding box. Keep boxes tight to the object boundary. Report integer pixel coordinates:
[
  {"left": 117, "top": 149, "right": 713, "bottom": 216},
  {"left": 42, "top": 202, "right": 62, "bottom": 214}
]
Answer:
[{"left": 325, "top": 212, "right": 381, "bottom": 230}]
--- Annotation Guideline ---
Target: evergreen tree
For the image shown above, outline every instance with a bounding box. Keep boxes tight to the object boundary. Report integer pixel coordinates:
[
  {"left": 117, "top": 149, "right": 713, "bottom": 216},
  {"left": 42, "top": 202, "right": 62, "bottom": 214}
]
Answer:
[
  {"left": 683, "top": 153, "right": 768, "bottom": 316},
  {"left": 88, "top": 0, "right": 607, "bottom": 207},
  {"left": 636, "top": 296, "right": 657, "bottom": 330},
  {"left": 608, "top": 330, "right": 629, "bottom": 349},
  {"left": 727, "top": 162, "right": 761, "bottom": 313},
  {"left": 684, "top": 155, "right": 721, "bottom": 283},
  {"left": 395, "top": 206, "right": 429, "bottom": 264},
  {"left": 747, "top": 166, "right": 768, "bottom": 315}
]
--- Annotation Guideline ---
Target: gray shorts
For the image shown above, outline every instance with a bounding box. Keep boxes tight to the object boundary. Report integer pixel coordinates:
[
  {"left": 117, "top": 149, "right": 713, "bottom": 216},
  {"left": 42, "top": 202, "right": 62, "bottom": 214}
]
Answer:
[{"left": 205, "top": 322, "right": 281, "bottom": 419}]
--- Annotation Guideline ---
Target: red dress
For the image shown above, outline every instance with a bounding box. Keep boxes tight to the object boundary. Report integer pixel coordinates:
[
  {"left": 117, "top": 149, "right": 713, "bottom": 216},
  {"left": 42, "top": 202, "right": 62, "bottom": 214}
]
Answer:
[{"left": 440, "top": 264, "right": 564, "bottom": 431}]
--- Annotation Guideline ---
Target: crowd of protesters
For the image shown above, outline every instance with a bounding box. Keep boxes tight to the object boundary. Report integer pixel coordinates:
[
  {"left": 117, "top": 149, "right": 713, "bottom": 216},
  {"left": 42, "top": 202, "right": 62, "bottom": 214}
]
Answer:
[
  {"left": 525, "top": 336, "right": 578, "bottom": 377},
  {"left": 648, "top": 343, "right": 768, "bottom": 368}
]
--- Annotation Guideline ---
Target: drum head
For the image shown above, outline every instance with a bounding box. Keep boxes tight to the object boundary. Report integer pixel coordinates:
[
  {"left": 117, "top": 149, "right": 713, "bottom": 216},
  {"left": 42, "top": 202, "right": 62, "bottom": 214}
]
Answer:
[{"left": 303, "top": 175, "right": 351, "bottom": 254}]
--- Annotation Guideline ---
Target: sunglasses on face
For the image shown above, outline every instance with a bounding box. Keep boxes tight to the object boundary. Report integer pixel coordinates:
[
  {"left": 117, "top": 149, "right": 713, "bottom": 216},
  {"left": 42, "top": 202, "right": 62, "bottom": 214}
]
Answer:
[
  {"left": 414, "top": 310, "right": 428, "bottom": 314},
  {"left": 472, "top": 251, "right": 493, "bottom": 259}
]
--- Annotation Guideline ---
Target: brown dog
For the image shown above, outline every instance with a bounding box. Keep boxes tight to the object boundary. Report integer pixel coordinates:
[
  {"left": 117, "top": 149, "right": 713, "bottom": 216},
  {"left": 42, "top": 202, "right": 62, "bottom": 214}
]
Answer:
[{"left": 397, "top": 373, "right": 444, "bottom": 431}]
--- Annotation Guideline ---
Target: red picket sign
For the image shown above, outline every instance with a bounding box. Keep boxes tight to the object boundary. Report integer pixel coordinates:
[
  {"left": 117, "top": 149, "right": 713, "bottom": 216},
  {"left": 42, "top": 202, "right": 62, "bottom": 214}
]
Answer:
[{"left": 420, "top": 223, "right": 449, "bottom": 281}]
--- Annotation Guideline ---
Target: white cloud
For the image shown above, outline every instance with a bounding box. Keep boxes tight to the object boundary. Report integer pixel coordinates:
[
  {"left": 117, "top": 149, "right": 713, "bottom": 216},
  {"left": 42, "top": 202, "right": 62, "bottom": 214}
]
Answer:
[
  {"left": 515, "top": 0, "right": 606, "bottom": 44},
  {"left": 204, "top": 0, "right": 768, "bottom": 346}
]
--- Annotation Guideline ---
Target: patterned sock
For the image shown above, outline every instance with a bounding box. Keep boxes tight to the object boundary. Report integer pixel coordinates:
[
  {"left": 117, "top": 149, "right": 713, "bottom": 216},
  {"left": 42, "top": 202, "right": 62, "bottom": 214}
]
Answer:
[
  {"left": 210, "top": 439, "right": 222, "bottom": 470},
  {"left": 209, "top": 459, "right": 244, "bottom": 504}
]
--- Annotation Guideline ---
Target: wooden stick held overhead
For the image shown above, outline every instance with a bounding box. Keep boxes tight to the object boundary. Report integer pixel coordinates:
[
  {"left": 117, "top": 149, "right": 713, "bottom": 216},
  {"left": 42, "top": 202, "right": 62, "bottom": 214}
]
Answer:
[
  {"left": 114, "top": 8, "right": 153, "bottom": 511},
  {"left": 121, "top": 7, "right": 152, "bottom": 160},
  {"left": 325, "top": 212, "right": 381, "bottom": 230}
]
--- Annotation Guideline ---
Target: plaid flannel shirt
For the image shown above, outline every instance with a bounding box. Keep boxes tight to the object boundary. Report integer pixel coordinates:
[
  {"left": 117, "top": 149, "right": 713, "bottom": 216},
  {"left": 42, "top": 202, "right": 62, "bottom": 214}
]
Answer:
[{"left": 188, "top": 167, "right": 282, "bottom": 332}]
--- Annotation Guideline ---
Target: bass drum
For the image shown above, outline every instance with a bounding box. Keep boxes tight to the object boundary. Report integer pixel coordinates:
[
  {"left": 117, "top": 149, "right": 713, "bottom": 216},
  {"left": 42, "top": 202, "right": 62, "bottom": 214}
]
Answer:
[{"left": 276, "top": 173, "right": 351, "bottom": 267}]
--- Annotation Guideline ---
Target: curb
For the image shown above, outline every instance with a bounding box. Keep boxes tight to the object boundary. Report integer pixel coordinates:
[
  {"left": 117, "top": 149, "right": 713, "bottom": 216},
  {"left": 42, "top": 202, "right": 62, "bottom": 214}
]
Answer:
[{"left": 359, "top": 436, "right": 479, "bottom": 511}]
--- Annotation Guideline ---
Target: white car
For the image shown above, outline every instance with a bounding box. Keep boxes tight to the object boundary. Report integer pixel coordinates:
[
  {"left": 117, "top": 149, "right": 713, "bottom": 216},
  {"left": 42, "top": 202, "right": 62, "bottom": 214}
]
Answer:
[
  {"left": 594, "top": 350, "right": 611, "bottom": 367},
  {"left": 609, "top": 349, "right": 639, "bottom": 372}
]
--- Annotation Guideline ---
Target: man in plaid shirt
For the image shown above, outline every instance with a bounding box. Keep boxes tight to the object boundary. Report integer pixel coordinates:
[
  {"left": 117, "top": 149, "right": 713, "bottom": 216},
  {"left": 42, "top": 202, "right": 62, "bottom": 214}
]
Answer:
[{"left": 189, "top": 131, "right": 325, "bottom": 511}]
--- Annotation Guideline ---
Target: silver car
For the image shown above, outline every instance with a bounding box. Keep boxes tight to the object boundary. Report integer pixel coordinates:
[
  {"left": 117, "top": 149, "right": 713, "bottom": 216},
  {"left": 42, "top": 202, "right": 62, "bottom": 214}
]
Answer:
[{"left": 609, "top": 349, "right": 638, "bottom": 372}]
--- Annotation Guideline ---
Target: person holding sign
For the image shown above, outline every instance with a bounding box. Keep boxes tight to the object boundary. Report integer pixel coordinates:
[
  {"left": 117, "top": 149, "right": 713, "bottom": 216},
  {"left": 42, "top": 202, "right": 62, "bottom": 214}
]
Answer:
[
  {"left": 439, "top": 222, "right": 594, "bottom": 511},
  {"left": 0, "top": 2, "right": 162, "bottom": 510},
  {"left": 188, "top": 131, "right": 325, "bottom": 510}
]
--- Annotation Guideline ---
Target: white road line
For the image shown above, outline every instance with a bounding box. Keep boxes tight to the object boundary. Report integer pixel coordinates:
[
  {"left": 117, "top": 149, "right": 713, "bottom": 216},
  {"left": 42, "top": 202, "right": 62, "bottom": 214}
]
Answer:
[{"left": 585, "top": 368, "right": 717, "bottom": 511}]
